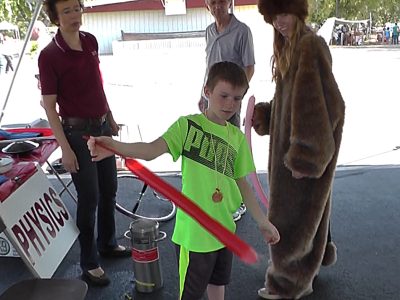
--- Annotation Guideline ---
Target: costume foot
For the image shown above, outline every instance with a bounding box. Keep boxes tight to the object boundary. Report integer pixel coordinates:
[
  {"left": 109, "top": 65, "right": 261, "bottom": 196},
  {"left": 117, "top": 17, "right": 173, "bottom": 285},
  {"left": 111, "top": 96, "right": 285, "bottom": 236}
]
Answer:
[
  {"left": 82, "top": 267, "right": 110, "bottom": 286},
  {"left": 322, "top": 241, "right": 337, "bottom": 266},
  {"left": 257, "top": 288, "right": 286, "bottom": 299},
  {"left": 258, "top": 287, "right": 313, "bottom": 299},
  {"left": 298, "top": 287, "right": 313, "bottom": 298}
]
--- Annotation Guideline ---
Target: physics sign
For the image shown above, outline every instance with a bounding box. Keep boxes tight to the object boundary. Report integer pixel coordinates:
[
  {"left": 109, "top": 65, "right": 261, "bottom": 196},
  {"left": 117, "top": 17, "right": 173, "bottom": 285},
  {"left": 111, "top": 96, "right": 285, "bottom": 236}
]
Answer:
[{"left": 0, "top": 165, "right": 79, "bottom": 278}]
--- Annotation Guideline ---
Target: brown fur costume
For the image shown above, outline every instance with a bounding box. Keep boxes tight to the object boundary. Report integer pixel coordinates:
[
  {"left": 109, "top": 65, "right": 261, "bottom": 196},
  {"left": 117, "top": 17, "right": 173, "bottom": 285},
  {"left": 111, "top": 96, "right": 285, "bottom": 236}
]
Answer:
[
  {"left": 254, "top": 1, "right": 345, "bottom": 298},
  {"left": 258, "top": 0, "right": 308, "bottom": 24}
]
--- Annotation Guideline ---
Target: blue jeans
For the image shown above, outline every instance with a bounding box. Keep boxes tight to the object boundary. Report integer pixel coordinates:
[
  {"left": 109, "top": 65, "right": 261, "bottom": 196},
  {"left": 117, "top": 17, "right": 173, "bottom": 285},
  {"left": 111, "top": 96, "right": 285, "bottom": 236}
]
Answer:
[{"left": 64, "top": 121, "right": 118, "bottom": 271}]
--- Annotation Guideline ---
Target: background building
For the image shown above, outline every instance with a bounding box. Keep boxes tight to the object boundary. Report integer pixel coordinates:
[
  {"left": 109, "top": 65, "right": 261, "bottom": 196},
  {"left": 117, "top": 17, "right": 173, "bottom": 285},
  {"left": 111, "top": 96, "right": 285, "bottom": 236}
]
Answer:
[{"left": 83, "top": 0, "right": 261, "bottom": 54}]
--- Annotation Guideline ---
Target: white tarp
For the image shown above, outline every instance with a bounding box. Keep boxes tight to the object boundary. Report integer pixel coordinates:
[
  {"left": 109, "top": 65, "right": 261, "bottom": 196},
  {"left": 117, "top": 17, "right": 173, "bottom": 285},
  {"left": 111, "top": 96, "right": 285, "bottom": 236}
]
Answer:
[
  {"left": 317, "top": 17, "right": 337, "bottom": 45},
  {"left": 0, "top": 1, "right": 42, "bottom": 124},
  {"left": 0, "top": 21, "right": 20, "bottom": 39},
  {"left": 0, "top": 21, "right": 18, "bottom": 31},
  {"left": 318, "top": 17, "right": 369, "bottom": 45}
]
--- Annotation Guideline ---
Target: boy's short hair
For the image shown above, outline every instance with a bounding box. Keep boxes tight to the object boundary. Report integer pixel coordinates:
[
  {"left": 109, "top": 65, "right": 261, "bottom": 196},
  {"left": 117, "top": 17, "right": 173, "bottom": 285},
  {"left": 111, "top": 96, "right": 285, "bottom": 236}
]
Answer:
[
  {"left": 206, "top": 61, "right": 249, "bottom": 94},
  {"left": 43, "top": 0, "right": 84, "bottom": 26}
]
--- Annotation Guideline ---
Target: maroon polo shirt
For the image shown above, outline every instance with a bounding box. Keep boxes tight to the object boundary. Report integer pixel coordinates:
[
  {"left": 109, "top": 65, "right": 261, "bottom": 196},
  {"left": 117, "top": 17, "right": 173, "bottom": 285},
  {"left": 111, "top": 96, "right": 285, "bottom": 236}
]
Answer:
[{"left": 38, "top": 30, "right": 109, "bottom": 118}]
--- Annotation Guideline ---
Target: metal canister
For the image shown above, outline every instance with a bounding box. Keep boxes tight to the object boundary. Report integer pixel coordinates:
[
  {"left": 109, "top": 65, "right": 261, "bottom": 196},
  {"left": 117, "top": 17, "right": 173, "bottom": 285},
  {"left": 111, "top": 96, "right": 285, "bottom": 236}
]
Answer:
[{"left": 128, "top": 219, "right": 166, "bottom": 293}]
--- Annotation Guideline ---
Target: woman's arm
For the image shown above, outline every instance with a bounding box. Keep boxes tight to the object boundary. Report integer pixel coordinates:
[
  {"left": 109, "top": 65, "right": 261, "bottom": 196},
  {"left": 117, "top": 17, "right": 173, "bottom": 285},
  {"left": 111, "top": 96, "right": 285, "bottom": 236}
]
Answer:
[
  {"left": 285, "top": 35, "right": 344, "bottom": 178},
  {"left": 42, "top": 94, "right": 79, "bottom": 173}
]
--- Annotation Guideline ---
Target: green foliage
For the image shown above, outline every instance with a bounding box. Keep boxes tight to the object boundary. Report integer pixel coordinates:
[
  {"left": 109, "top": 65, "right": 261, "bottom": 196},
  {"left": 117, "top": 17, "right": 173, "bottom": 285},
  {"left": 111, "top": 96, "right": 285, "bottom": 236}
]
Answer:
[
  {"left": 0, "top": 0, "right": 49, "bottom": 39},
  {"left": 30, "top": 40, "right": 38, "bottom": 55},
  {"left": 309, "top": 0, "right": 336, "bottom": 25},
  {"left": 0, "top": 0, "right": 33, "bottom": 38},
  {"left": 309, "top": 0, "right": 400, "bottom": 26}
]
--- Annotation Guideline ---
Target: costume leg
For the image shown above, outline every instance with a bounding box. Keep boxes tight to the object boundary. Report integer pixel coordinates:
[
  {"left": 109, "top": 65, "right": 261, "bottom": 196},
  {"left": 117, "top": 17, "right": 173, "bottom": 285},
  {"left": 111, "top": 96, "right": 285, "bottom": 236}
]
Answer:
[
  {"left": 321, "top": 220, "right": 337, "bottom": 266},
  {"left": 266, "top": 196, "right": 331, "bottom": 299},
  {"left": 327, "top": 222, "right": 331, "bottom": 243}
]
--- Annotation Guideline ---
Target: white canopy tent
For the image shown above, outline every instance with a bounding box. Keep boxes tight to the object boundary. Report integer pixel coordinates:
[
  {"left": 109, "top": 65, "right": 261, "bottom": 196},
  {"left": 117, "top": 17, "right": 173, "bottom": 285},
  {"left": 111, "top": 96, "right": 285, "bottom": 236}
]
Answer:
[
  {"left": 317, "top": 17, "right": 370, "bottom": 45},
  {"left": 0, "top": 21, "right": 21, "bottom": 39},
  {"left": 0, "top": 1, "right": 42, "bottom": 124}
]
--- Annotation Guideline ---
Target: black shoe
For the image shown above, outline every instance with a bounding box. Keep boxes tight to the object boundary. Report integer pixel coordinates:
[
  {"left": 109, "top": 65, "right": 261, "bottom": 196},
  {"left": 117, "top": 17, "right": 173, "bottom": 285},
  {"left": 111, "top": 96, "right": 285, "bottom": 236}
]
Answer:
[
  {"left": 99, "top": 245, "right": 131, "bottom": 258},
  {"left": 82, "top": 270, "right": 110, "bottom": 286}
]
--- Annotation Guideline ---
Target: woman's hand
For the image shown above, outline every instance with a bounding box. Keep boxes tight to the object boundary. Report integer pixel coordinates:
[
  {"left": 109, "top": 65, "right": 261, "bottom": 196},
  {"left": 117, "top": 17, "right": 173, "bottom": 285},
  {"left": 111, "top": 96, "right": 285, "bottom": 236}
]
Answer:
[
  {"left": 106, "top": 111, "right": 119, "bottom": 136},
  {"left": 87, "top": 136, "right": 115, "bottom": 161},
  {"left": 109, "top": 120, "right": 119, "bottom": 136},
  {"left": 61, "top": 147, "right": 79, "bottom": 173}
]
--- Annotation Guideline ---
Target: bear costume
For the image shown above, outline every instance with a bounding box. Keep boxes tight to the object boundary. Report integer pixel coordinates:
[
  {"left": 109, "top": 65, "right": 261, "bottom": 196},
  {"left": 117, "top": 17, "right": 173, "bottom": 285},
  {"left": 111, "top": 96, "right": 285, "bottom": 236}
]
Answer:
[{"left": 254, "top": 0, "right": 345, "bottom": 298}]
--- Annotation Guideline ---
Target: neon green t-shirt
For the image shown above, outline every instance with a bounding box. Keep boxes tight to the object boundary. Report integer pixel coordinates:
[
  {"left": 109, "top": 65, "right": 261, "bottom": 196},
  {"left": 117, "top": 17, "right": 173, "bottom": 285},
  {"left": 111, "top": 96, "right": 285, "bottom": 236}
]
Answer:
[{"left": 162, "top": 114, "right": 255, "bottom": 252}]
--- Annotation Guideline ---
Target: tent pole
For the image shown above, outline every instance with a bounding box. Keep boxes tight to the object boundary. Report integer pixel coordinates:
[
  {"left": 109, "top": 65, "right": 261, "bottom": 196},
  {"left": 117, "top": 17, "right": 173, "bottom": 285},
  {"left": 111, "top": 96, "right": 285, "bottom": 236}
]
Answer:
[{"left": 0, "top": 0, "right": 43, "bottom": 125}]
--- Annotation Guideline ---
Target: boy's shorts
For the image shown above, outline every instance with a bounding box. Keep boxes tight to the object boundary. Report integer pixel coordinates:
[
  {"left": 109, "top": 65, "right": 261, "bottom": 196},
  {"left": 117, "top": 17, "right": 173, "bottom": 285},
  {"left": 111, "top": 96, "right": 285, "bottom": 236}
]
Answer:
[{"left": 175, "top": 244, "right": 233, "bottom": 300}]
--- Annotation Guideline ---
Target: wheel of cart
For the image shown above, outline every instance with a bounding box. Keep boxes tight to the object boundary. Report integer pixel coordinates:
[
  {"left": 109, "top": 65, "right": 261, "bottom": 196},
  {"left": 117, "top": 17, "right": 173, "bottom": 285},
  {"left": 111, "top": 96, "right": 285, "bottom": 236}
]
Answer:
[{"left": 115, "top": 172, "right": 177, "bottom": 222}]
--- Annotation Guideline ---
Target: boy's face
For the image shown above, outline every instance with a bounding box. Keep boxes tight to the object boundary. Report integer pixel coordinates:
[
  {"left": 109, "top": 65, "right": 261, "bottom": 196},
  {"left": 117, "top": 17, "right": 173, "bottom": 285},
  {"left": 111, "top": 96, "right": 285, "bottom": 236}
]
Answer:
[{"left": 204, "top": 80, "right": 245, "bottom": 125}]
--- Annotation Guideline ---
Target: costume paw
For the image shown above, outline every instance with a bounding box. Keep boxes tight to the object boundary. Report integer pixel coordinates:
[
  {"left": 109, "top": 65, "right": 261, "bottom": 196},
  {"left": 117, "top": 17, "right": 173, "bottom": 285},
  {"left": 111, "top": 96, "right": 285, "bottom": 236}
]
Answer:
[
  {"left": 258, "top": 288, "right": 286, "bottom": 299},
  {"left": 253, "top": 102, "right": 271, "bottom": 136}
]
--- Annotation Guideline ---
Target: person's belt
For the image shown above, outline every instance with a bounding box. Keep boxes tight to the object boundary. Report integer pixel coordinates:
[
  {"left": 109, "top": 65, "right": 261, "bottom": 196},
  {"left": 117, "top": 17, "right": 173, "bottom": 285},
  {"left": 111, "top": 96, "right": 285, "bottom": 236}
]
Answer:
[{"left": 61, "top": 114, "right": 107, "bottom": 128}]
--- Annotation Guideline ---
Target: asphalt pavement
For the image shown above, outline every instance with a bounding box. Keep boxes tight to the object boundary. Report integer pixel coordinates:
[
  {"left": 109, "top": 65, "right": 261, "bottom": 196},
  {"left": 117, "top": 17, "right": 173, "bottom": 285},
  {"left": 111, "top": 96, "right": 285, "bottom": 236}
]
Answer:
[{"left": 0, "top": 165, "right": 399, "bottom": 299}]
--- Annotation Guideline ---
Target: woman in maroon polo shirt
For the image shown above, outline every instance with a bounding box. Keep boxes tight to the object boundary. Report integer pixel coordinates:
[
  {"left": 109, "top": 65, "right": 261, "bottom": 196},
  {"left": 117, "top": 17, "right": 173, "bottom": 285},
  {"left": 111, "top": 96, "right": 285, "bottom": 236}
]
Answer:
[{"left": 38, "top": 0, "right": 130, "bottom": 286}]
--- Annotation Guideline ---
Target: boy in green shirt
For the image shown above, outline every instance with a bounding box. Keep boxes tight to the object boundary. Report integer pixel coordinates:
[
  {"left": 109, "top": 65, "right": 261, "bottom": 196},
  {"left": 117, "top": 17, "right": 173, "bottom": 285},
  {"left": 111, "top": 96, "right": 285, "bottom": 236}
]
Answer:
[{"left": 88, "top": 61, "right": 280, "bottom": 300}]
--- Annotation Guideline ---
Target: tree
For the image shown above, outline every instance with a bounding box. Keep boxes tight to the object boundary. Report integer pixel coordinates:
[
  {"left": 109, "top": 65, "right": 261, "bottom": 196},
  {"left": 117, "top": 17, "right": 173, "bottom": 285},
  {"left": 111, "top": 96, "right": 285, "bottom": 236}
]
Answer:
[
  {"left": 309, "top": 0, "right": 400, "bottom": 26},
  {"left": 0, "top": 0, "right": 49, "bottom": 39},
  {"left": 309, "top": 0, "right": 336, "bottom": 25}
]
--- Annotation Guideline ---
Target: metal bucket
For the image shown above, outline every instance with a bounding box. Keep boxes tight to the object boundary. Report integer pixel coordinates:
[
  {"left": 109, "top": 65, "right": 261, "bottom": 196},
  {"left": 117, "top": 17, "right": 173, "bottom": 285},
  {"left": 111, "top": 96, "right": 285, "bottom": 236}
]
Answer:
[{"left": 125, "top": 219, "right": 166, "bottom": 293}]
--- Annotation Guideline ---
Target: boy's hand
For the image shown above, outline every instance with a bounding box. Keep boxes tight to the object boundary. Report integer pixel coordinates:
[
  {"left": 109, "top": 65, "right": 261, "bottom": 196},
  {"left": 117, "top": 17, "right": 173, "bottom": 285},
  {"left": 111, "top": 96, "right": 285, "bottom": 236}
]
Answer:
[
  {"left": 259, "top": 220, "right": 280, "bottom": 245},
  {"left": 87, "top": 136, "right": 115, "bottom": 161}
]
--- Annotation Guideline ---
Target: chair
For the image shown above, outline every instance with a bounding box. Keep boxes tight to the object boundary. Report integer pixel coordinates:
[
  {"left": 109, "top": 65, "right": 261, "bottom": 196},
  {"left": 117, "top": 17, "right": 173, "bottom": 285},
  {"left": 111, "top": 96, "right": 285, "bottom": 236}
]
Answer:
[{"left": 0, "top": 278, "right": 88, "bottom": 300}]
